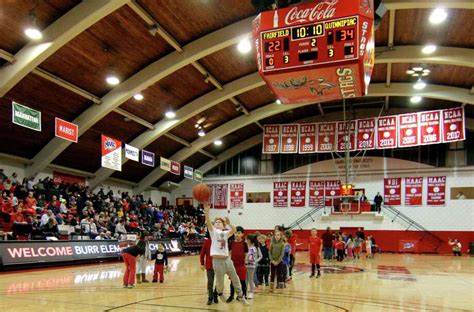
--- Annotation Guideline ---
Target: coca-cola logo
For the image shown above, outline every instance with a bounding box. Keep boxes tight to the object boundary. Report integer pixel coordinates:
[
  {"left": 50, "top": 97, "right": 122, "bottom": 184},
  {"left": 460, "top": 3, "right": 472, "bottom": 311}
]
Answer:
[{"left": 285, "top": 0, "right": 338, "bottom": 25}]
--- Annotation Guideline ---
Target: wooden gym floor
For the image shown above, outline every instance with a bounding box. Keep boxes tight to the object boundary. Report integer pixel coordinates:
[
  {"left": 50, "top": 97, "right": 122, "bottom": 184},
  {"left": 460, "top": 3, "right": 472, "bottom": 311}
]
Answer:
[{"left": 0, "top": 252, "right": 472, "bottom": 311}]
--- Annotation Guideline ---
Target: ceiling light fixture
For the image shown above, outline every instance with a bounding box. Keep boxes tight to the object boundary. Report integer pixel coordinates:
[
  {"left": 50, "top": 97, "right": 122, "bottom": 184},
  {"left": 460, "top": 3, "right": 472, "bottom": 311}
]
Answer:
[
  {"left": 421, "top": 45, "right": 437, "bottom": 54},
  {"left": 165, "top": 111, "right": 176, "bottom": 119},
  {"left": 198, "top": 130, "right": 205, "bottom": 137},
  {"left": 429, "top": 8, "right": 448, "bottom": 24},
  {"left": 237, "top": 37, "right": 252, "bottom": 54},
  {"left": 24, "top": 27, "right": 42, "bottom": 40},
  {"left": 214, "top": 139, "right": 223, "bottom": 146},
  {"left": 106, "top": 76, "right": 120, "bottom": 85},
  {"left": 410, "top": 96, "right": 422, "bottom": 103},
  {"left": 413, "top": 79, "right": 426, "bottom": 90},
  {"left": 275, "top": 99, "right": 282, "bottom": 104},
  {"left": 133, "top": 93, "right": 144, "bottom": 101}
]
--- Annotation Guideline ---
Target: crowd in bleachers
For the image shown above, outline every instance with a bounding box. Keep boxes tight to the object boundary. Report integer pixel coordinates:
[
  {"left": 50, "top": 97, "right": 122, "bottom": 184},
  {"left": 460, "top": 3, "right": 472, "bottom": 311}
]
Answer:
[{"left": 0, "top": 168, "right": 206, "bottom": 240}]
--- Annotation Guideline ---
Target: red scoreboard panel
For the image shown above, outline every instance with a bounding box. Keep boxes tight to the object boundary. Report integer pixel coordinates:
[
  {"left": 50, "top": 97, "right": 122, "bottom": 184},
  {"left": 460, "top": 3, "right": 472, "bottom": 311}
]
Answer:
[{"left": 253, "top": 0, "right": 375, "bottom": 104}]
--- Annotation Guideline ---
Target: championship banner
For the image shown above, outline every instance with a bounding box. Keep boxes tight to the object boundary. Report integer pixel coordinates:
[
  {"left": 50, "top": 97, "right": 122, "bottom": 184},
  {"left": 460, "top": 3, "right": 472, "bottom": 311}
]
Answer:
[
  {"left": 273, "top": 182, "right": 288, "bottom": 208},
  {"left": 336, "top": 121, "right": 356, "bottom": 152},
  {"left": 160, "top": 157, "right": 171, "bottom": 172},
  {"left": 262, "top": 125, "right": 281, "bottom": 153},
  {"left": 356, "top": 118, "right": 376, "bottom": 150},
  {"left": 125, "top": 144, "right": 139, "bottom": 162},
  {"left": 290, "top": 181, "right": 306, "bottom": 207},
  {"left": 212, "top": 184, "right": 228, "bottom": 209},
  {"left": 101, "top": 135, "right": 122, "bottom": 171},
  {"left": 12, "top": 101, "right": 41, "bottom": 131},
  {"left": 298, "top": 123, "right": 317, "bottom": 153},
  {"left": 184, "top": 165, "right": 193, "bottom": 179},
  {"left": 317, "top": 122, "right": 336, "bottom": 152},
  {"left": 55, "top": 118, "right": 78, "bottom": 143},
  {"left": 398, "top": 113, "right": 419, "bottom": 148},
  {"left": 230, "top": 183, "right": 244, "bottom": 209},
  {"left": 194, "top": 170, "right": 203, "bottom": 182},
  {"left": 405, "top": 177, "right": 423, "bottom": 206},
  {"left": 419, "top": 110, "right": 442, "bottom": 145},
  {"left": 384, "top": 178, "right": 401, "bottom": 206},
  {"left": 309, "top": 181, "right": 325, "bottom": 207},
  {"left": 281, "top": 124, "right": 299, "bottom": 153},
  {"left": 324, "top": 180, "right": 341, "bottom": 206},
  {"left": 377, "top": 116, "right": 397, "bottom": 149},
  {"left": 53, "top": 171, "right": 86, "bottom": 188},
  {"left": 442, "top": 107, "right": 465, "bottom": 143},
  {"left": 427, "top": 176, "right": 446, "bottom": 206},
  {"left": 141, "top": 150, "right": 155, "bottom": 167},
  {"left": 171, "top": 161, "right": 181, "bottom": 175}
]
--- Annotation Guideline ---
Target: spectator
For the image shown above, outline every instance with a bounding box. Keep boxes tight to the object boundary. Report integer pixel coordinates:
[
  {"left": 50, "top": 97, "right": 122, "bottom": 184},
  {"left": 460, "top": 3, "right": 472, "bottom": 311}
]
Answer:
[
  {"left": 456, "top": 192, "right": 466, "bottom": 200},
  {"left": 321, "top": 227, "right": 333, "bottom": 261},
  {"left": 374, "top": 192, "right": 383, "bottom": 213},
  {"left": 116, "top": 219, "right": 127, "bottom": 235}
]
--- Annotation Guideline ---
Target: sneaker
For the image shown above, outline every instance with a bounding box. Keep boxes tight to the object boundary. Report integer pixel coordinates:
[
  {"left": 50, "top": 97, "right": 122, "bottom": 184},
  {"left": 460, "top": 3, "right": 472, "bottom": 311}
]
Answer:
[
  {"left": 123, "top": 284, "right": 128, "bottom": 288},
  {"left": 127, "top": 284, "right": 135, "bottom": 288},
  {"left": 152, "top": 280, "right": 157, "bottom": 283},
  {"left": 238, "top": 296, "right": 250, "bottom": 306},
  {"left": 226, "top": 296, "right": 234, "bottom": 303},
  {"left": 247, "top": 292, "right": 254, "bottom": 299},
  {"left": 316, "top": 273, "right": 321, "bottom": 278},
  {"left": 213, "top": 293, "right": 218, "bottom": 304},
  {"left": 265, "top": 283, "right": 269, "bottom": 286}
]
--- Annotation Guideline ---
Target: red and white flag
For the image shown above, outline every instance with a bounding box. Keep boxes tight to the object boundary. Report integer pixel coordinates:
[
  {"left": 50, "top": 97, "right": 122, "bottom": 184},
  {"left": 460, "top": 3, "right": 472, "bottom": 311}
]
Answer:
[
  {"left": 55, "top": 118, "right": 78, "bottom": 143},
  {"left": 419, "top": 110, "right": 442, "bottom": 145},
  {"left": 273, "top": 182, "right": 288, "bottom": 207},
  {"left": 290, "top": 181, "right": 306, "bottom": 207},
  {"left": 298, "top": 123, "right": 317, "bottom": 153},
  {"left": 101, "top": 135, "right": 122, "bottom": 171},
  {"left": 336, "top": 120, "right": 356, "bottom": 152},
  {"left": 384, "top": 177, "right": 401, "bottom": 206},
  {"left": 356, "top": 118, "right": 376, "bottom": 150},
  {"left": 442, "top": 107, "right": 465, "bottom": 143},
  {"left": 398, "top": 113, "right": 419, "bottom": 148},
  {"left": 309, "top": 181, "right": 325, "bottom": 207},
  {"left": 281, "top": 124, "right": 299, "bottom": 153},
  {"left": 405, "top": 177, "right": 423, "bottom": 206},
  {"left": 230, "top": 183, "right": 244, "bottom": 209},
  {"left": 324, "top": 180, "right": 341, "bottom": 206},
  {"left": 212, "top": 184, "right": 228, "bottom": 209},
  {"left": 262, "top": 125, "right": 281, "bottom": 153},
  {"left": 427, "top": 176, "right": 446, "bottom": 206},
  {"left": 377, "top": 116, "right": 397, "bottom": 149},
  {"left": 317, "top": 122, "right": 336, "bottom": 152}
]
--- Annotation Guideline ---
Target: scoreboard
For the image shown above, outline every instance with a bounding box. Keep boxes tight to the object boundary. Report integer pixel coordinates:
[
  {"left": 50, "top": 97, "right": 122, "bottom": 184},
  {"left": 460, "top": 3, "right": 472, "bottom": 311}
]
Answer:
[{"left": 253, "top": 0, "right": 375, "bottom": 104}]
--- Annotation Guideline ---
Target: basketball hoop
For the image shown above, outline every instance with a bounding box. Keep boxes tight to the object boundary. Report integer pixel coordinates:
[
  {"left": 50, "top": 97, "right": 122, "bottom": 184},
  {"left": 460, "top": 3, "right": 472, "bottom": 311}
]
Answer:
[{"left": 341, "top": 202, "right": 351, "bottom": 215}]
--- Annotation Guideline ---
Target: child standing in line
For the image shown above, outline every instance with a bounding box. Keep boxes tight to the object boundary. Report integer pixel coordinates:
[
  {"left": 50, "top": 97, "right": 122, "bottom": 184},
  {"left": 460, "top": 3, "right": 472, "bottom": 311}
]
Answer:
[
  {"left": 336, "top": 236, "right": 345, "bottom": 262},
  {"left": 200, "top": 231, "right": 218, "bottom": 305},
  {"left": 227, "top": 226, "right": 248, "bottom": 302},
  {"left": 308, "top": 228, "right": 322, "bottom": 278},
  {"left": 346, "top": 234, "right": 354, "bottom": 259},
  {"left": 152, "top": 243, "right": 169, "bottom": 283},
  {"left": 269, "top": 231, "right": 285, "bottom": 292},
  {"left": 282, "top": 236, "right": 291, "bottom": 285},
  {"left": 353, "top": 236, "right": 363, "bottom": 259},
  {"left": 257, "top": 234, "right": 270, "bottom": 286},
  {"left": 365, "top": 235, "right": 373, "bottom": 259},
  {"left": 245, "top": 234, "right": 262, "bottom": 299},
  {"left": 286, "top": 230, "right": 298, "bottom": 281}
]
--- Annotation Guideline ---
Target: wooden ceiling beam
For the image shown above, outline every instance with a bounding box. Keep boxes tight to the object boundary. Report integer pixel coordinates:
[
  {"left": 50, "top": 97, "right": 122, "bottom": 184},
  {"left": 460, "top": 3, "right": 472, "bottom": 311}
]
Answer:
[
  {"left": 0, "top": 49, "right": 15, "bottom": 64},
  {"left": 198, "top": 149, "right": 217, "bottom": 160},
  {"left": 115, "top": 107, "right": 155, "bottom": 130},
  {"left": 164, "top": 133, "right": 191, "bottom": 147}
]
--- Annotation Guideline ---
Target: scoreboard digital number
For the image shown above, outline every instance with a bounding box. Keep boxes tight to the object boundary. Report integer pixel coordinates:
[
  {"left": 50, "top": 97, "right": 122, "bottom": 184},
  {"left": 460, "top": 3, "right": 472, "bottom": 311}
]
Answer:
[{"left": 261, "top": 16, "right": 358, "bottom": 73}]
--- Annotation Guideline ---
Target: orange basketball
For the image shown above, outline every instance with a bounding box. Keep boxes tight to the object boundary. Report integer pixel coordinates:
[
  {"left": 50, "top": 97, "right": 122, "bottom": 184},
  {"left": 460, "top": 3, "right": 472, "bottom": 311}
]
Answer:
[{"left": 192, "top": 183, "right": 210, "bottom": 203}]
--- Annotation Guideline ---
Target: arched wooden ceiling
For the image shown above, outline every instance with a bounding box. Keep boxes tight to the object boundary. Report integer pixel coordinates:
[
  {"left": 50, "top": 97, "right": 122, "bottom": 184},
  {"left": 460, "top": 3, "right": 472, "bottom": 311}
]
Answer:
[{"left": 0, "top": 0, "right": 472, "bottom": 192}]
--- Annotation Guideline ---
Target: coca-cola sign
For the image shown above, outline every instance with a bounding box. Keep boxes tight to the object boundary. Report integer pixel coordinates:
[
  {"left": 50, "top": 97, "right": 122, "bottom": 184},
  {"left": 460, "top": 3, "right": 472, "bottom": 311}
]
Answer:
[{"left": 284, "top": 0, "right": 337, "bottom": 25}]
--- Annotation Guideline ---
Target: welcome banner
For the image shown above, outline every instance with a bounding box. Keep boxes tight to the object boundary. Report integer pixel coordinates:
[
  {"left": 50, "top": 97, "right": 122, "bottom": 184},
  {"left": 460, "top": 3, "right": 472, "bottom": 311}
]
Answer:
[
  {"left": 273, "top": 182, "right": 288, "bottom": 208},
  {"left": 384, "top": 177, "right": 401, "bottom": 206},
  {"left": 290, "top": 181, "right": 306, "bottom": 207},
  {"left": 405, "top": 177, "right": 423, "bottom": 206},
  {"left": 230, "top": 183, "right": 244, "bottom": 209},
  {"left": 427, "top": 176, "right": 446, "bottom": 206},
  {"left": 309, "top": 181, "right": 325, "bottom": 207}
]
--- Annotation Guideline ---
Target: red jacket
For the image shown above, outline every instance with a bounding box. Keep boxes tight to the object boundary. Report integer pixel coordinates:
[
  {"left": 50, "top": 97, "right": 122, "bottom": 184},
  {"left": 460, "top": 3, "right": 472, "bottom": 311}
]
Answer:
[{"left": 200, "top": 238, "right": 213, "bottom": 271}]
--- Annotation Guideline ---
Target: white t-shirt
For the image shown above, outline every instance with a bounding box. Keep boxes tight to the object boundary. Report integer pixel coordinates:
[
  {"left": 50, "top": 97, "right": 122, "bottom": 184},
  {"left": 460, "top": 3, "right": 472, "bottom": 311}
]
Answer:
[{"left": 210, "top": 228, "right": 232, "bottom": 257}]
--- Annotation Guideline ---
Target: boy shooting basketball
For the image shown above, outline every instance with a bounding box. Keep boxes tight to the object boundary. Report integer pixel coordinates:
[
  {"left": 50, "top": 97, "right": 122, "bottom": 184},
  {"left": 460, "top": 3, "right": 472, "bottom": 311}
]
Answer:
[{"left": 204, "top": 202, "right": 250, "bottom": 306}]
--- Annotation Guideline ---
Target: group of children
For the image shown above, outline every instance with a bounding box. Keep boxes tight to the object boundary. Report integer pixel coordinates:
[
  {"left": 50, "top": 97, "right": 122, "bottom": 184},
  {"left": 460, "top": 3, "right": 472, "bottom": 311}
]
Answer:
[{"left": 333, "top": 233, "right": 377, "bottom": 261}]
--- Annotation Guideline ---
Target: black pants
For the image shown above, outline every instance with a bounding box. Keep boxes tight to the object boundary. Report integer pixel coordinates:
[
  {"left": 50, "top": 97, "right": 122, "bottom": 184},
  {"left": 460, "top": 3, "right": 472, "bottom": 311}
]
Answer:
[
  {"left": 375, "top": 203, "right": 381, "bottom": 213},
  {"left": 453, "top": 250, "right": 461, "bottom": 256},
  {"left": 206, "top": 269, "right": 217, "bottom": 299},
  {"left": 289, "top": 254, "right": 295, "bottom": 277},
  {"left": 257, "top": 264, "right": 269, "bottom": 284},
  {"left": 229, "top": 279, "right": 246, "bottom": 298},
  {"left": 270, "top": 262, "right": 284, "bottom": 285},
  {"left": 336, "top": 249, "right": 344, "bottom": 261}
]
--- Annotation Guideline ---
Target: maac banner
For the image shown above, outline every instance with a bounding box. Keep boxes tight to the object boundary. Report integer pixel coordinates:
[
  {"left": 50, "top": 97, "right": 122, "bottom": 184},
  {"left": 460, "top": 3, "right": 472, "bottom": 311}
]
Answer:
[
  {"left": 398, "top": 113, "right": 419, "bottom": 148},
  {"left": 405, "top": 177, "right": 423, "bottom": 206},
  {"left": 290, "top": 181, "right": 306, "bottom": 207},
  {"left": 309, "top": 181, "right": 325, "bottom": 207},
  {"left": 281, "top": 124, "right": 299, "bottom": 153},
  {"left": 376, "top": 116, "right": 397, "bottom": 149},
  {"left": 427, "top": 176, "right": 446, "bottom": 206},
  {"left": 262, "top": 125, "right": 280, "bottom": 153},
  {"left": 273, "top": 182, "right": 288, "bottom": 208},
  {"left": 141, "top": 150, "right": 155, "bottom": 167},
  {"left": 324, "top": 180, "right": 341, "bottom": 206},
  {"left": 356, "top": 118, "right": 376, "bottom": 150},
  {"left": 419, "top": 110, "right": 441, "bottom": 145},
  {"left": 336, "top": 120, "right": 356, "bottom": 152},
  {"left": 171, "top": 161, "right": 181, "bottom": 175},
  {"left": 194, "top": 170, "right": 203, "bottom": 182},
  {"left": 298, "top": 123, "right": 317, "bottom": 153},
  {"left": 160, "top": 157, "right": 171, "bottom": 172},
  {"left": 384, "top": 177, "right": 401, "bottom": 206},
  {"left": 212, "top": 184, "right": 228, "bottom": 209},
  {"left": 230, "top": 183, "right": 244, "bottom": 209},
  {"left": 12, "top": 101, "right": 41, "bottom": 131},
  {"left": 442, "top": 107, "right": 465, "bottom": 143},
  {"left": 101, "top": 135, "right": 122, "bottom": 171},
  {"left": 184, "top": 166, "right": 193, "bottom": 179},
  {"left": 317, "top": 122, "right": 336, "bottom": 152}
]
